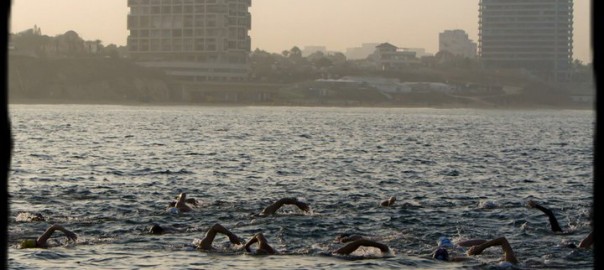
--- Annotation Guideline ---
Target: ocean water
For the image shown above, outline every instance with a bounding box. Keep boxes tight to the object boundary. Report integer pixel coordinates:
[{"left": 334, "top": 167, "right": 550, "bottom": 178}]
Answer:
[{"left": 7, "top": 105, "right": 594, "bottom": 269}]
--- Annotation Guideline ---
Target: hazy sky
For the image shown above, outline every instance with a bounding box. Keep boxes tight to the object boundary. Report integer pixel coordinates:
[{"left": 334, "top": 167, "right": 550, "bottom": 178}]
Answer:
[{"left": 9, "top": 0, "right": 593, "bottom": 62}]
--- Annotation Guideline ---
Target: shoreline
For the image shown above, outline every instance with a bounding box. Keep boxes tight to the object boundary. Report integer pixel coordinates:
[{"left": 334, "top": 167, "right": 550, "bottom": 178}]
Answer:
[{"left": 8, "top": 99, "right": 594, "bottom": 111}]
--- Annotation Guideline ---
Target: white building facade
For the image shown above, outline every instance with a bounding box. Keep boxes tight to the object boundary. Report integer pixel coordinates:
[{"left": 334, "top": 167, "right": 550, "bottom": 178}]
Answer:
[
  {"left": 127, "top": 0, "right": 252, "bottom": 82},
  {"left": 439, "top": 29, "right": 477, "bottom": 58}
]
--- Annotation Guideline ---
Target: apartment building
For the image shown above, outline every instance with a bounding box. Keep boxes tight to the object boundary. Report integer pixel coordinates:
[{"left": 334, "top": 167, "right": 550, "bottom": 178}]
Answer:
[
  {"left": 127, "top": 0, "right": 252, "bottom": 82},
  {"left": 370, "top": 43, "right": 420, "bottom": 71},
  {"left": 439, "top": 29, "right": 477, "bottom": 58},
  {"left": 479, "top": 0, "right": 573, "bottom": 82}
]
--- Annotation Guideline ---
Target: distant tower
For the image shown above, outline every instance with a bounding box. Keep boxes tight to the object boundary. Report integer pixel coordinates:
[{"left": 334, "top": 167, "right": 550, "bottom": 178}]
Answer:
[
  {"left": 439, "top": 29, "right": 477, "bottom": 58},
  {"left": 127, "top": 0, "right": 252, "bottom": 82},
  {"left": 478, "top": 0, "right": 573, "bottom": 82}
]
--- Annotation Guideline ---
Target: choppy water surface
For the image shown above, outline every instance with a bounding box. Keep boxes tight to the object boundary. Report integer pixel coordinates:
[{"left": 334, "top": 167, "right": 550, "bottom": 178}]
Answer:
[{"left": 8, "top": 105, "right": 594, "bottom": 269}]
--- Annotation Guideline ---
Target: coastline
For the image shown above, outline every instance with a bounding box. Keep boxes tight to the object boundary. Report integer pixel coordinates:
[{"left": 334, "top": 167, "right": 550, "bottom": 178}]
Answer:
[{"left": 8, "top": 98, "right": 594, "bottom": 111}]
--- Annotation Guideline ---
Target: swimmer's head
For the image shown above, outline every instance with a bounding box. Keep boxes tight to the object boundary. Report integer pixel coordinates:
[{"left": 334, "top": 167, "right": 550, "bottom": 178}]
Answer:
[
  {"left": 479, "top": 200, "right": 497, "bottom": 209},
  {"left": 32, "top": 213, "right": 45, "bottom": 222},
  {"left": 19, "top": 239, "right": 37, "bottom": 249},
  {"left": 149, "top": 224, "right": 164, "bottom": 235},
  {"left": 433, "top": 248, "right": 449, "bottom": 261},
  {"left": 564, "top": 243, "right": 577, "bottom": 249}
]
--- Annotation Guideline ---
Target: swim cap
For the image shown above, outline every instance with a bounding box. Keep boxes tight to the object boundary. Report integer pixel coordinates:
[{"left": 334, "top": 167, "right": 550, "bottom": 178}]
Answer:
[
  {"left": 498, "top": 261, "right": 513, "bottom": 268},
  {"left": 479, "top": 200, "right": 497, "bottom": 209},
  {"left": 167, "top": 207, "right": 180, "bottom": 214},
  {"left": 149, "top": 224, "right": 164, "bottom": 235},
  {"left": 433, "top": 248, "right": 449, "bottom": 261},
  {"left": 437, "top": 236, "right": 454, "bottom": 248},
  {"left": 20, "top": 239, "right": 37, "bottom": 249}
]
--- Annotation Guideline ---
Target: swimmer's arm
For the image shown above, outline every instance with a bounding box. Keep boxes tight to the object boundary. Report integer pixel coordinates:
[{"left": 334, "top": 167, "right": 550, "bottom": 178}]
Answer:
[
  {"left": 260, "top": 198, "right": 309, "bottom": 216},
  {"left": 339, "top": 234, "right": 364, "bottom": 243},
  {"left": 334, "top": 239, "right": 389, "bottom": 255},
  {"left": 456, "top": 239, "right": 487, "bottom": 247},
  {"left": 255, "top": 233, "right": 277, "bottom": 254},
  {"left": 380, "top": 197, "right": 396, "bottom": 207},
  {"left": 175, "top": 196, "right": 193, "bottom": 212},
  {"left": 467, "top": 237, "right": 518, "bottom": 264},
  {"left": 527, "top": 200, "right": 563, "bottom": 232},
  {"left": 37, "top": 224, "right": 77, "bottom": 247},
  {"left": 198, "top": 223, "right": 241, "bottom": 250},
  {"left": 244, "top": 233, "right": 277, "bottom": 254},
  {"left": 244, "top": 235, "right": 259, "bottom": 252},
  {"left": 578, "top": 231, "right": 593, "bottom": 248}
]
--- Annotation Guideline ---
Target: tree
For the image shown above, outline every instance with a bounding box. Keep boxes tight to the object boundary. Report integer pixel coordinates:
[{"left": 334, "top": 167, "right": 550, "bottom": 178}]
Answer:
[
  {"left": 313, "top": 57, "right": 332, "bottom": 69},
  {"left": 289, "top": 46, "right": 302, "bottom": 60},
  {"left": 103, "top": 44, "right": 120, "bottom": 59}
]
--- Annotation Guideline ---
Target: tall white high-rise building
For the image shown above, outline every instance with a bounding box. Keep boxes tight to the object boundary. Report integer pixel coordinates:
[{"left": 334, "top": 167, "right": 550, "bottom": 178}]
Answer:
[
  {"left": 127, "top": 0, "right": 252, "bottom": 82},
  {"left": 479, "top": 0, "right": 573, "bottom": 82}
]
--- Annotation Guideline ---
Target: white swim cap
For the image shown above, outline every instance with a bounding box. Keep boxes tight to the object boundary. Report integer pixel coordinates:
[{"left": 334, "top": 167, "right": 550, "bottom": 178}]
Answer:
[{"left": 168, "top": 207, "right": 180, "bottom": 214}]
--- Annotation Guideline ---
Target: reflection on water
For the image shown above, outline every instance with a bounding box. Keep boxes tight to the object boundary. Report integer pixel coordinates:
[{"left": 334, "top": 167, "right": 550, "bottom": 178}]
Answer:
[{"left": 8, "top": 105, "right": 594, "bottom": 269}]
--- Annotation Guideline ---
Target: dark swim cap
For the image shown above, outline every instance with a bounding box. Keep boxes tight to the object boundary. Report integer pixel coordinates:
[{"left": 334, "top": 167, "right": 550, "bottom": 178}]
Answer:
[
  {"left": 149, "top": 224, "right": 164, "bottom": 235},
  {"left": 433, "top": 248, "right": 449, "bottom": 261},
  {"left": 20, "top": 239, "right": 37, "bottom": 249}
]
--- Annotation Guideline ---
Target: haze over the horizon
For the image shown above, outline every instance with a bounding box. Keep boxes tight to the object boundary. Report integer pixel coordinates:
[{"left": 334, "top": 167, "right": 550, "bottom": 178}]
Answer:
[{"left": 9, "top": 0, "right": 593, "bottom": 63}]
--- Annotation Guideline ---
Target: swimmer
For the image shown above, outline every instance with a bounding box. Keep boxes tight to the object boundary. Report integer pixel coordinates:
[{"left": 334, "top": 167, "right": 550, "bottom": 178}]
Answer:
[
  {"left": 333, "top": 238, "right": 391, "bottom": 255},
  {"left": 335, "top": 233, "right": 364, "bottom": 243},
  {"left": 578, "top": 231, "right": 593, "bottom": 248},
  {"left": 19, "top": 224, "right": 77, "bottom": 249},
  {"left": 432, "top": 236, "right": 518, "bottom": 264},
  {"left": 380, "top": 196, "right": 396, "bottom": 207},
  {"left": 260, "top": 197, "right": 310, "bottom": 216},
  {"left": 169, "top": 192, "right": 193, "bottom": 212},
  {"left": 15, "top": 212, "right": 46, "bottom": 222},
  {"left": 431, "top": 236, "right": 486, "bottom": 262},
  {"left": 196, "top": 223, "right": 242, "bottom": 250},
  {"left": 243, "top": 232, "right": 390, "bottom": 256},
  {"left": 527, "top": 200, "right": 563, "bottom": 232},
  {"left": 170, "top": 195, "right": 199, "bottom": 206},
  {"left": 527, "top": 200, "right": 593, "bottom": 248},
  {"left": 244, "top": 233, "right": 277, "bottom": 255},
  {"left": 466, "top": 237, "right": 519, "bottom": 264},
  {"left": 149, "top": 224, "right": 164, "bottom": 235}
]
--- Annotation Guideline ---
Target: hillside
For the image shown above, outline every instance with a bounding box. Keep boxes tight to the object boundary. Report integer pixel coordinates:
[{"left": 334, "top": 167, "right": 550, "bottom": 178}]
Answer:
[
  {"left": 9, "top": 55, "right": 174, "bottom": 104},
  {"left": 7, "top": 55, "right": 593, "bottom": 109}
]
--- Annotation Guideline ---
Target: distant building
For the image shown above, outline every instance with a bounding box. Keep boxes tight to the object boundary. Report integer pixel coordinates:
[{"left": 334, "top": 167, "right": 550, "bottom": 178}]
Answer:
[
  {"left": 126, "top": 0, "right": 252, "bottom": 82},
  {"left": 479, "top": 0, "right": 573, "bottom": 82},
  {"left": 345, "top": 43, "right": 380, "bottom": 60},
  {"left": 439, "top": 29, "right": 477, "bottom": 58},
  {"left": 84, "top": 40, "right": 102, "bottom": 54},
  {"left": 369, "top": 43, "right": 420, "bottom": 71},
  {"left": 405, "top": 48, "right": 431, "bottom": 58}
]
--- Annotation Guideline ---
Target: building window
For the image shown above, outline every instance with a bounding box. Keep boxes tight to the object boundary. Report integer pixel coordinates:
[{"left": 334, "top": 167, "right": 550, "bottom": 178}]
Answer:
[{"left": 172, "top": 30, "right": 182, "bottom": 38}]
